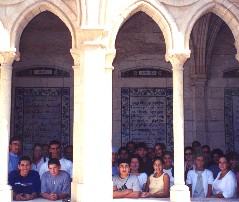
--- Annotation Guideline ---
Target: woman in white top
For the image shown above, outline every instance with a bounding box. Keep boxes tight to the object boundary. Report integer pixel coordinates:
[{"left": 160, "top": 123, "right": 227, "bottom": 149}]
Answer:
[
  {"left": 130, "top": 154, "right": 147, "bottom": 191},
  {"left": 31, "top": 143, "right": 47, "bottom": 172},
  {"left": 212, "top": 155, "right": 237, "bottom": 198},
  {"left": 163, "top": 151, "right": 174, "bottom": 188},
  {"left": 141, "top": 157, "right": 170, "bottom": 198}
]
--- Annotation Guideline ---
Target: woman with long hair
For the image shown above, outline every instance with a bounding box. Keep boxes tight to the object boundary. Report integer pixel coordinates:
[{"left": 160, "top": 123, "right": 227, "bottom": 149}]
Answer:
[
  {"left": 129, "top": 154, "right": 147, "bottom": 191},
  {"left": 141, "top": 157, "right": 170, "bottom": 198},
  {"left": 31, "top": 143, "right": 47, "bottom": 172},
  {"left": 212, "top": 155, "right": 237, "bottom": 198}
]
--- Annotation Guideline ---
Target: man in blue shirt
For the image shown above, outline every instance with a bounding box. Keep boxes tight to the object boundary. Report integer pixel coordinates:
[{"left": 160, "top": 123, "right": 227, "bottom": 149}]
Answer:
[
  {"left": 8, "top": 136, "right": 22, "bottom": 173},
  {"left": 8, "top": 156, "right": 41, "bottom": 201},
  {"left": 41, "top": 158, "right": 71, "bottom": 200}
]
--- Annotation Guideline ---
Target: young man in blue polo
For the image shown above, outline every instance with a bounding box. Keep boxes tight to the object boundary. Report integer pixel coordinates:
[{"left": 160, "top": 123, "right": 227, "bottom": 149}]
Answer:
[
  {"left": 8, "top": 156, "right": 41, "bottom": 201},
  {"left": 41, "top": 158, "right": 71, "bottom": 200}
]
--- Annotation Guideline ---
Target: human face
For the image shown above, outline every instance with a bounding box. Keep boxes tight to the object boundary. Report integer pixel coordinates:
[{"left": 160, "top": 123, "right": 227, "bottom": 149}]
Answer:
[
  {"left": 194, "top": 156, "right": 204, "bottom": 170},
  {"left": 119, "top": 150, "right": 128, "bottom": 160},
  {"left": 118, "top": 163, "right": 130, "bottom": 178},
  {"left": 212, "top": 153, "right": 220, "bottom": 164},
  {"left": 218, "top": 157, "right": 229, "bottom": 172},
  {"left": 130, "top": 157, "right": 139, "bottom": 171},
  {"left": 9, "top": 140, "right": 21, "bottom": 154},
  {"left": 18, "top": 160, "right": 31, "bottom": 177},
  {"left": 202, "top": 148, "right": 210, "bottom": 160},
  {"left": 154, "top": 145, "right": 163, "bottom": 157},
  {"left": 112, "top": 152, "right": 118, "bottom": 163},
  {"left": 230, "top": 158, "right": 238, "bottom": 170},
  {"left": 185, "top": 150, "right": 193, "bottom": 161},
  {"left": 42, "top": 145, "right": 49, "bottom": 157},
  {"left": 192, "top": 142, "right": 201, "bottom": 150},
  {"left": 153, "top": 159, "right": 163, "bottom": 173},
  {"left": 33, "top": 146, "right": 42, "bottom": 160},
  {"left": 147, "top": 148, "right": 155, "bottom": 159},
  {"left": 49, "top": 164, "right": 61, "bottom": 176},
  {"left": 163, "top": 154, "right": 173, "bottom": 168},
  {"left": 136, "top": 148, "right": 147, "bottom": 158},
  {"left": 127, "top": 143, "right": 135, "bottom": 154},
  {"left": 65, "top": 147, "right": 73, "bottom": 161},
  {"left": 49, "top": 144, "right": 61, "bottom": 159}
]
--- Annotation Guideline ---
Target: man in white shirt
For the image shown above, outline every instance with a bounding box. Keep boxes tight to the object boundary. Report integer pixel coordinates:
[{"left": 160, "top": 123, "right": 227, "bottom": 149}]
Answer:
[{"left": 39, "top": 140, "right": 72, "bottom": 178}]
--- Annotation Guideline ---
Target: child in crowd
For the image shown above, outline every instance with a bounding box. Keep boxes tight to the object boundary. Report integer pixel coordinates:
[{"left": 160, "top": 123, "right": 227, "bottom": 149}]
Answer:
[
  {"left": 141, "top": 157, "right": 170, "bottom": 198},
  {"left": 113, "top": 158, "right": 141, "bottom": 198},
  {"left": 186, "top": 152, "right": 214, "bottom": 198},
  {"left": 41, "top": 158, "right": 71, "bottom": 201}
]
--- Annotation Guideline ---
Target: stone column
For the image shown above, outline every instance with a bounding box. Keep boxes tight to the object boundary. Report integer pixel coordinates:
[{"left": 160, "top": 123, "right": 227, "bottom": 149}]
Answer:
[
  {"left": 70, "top": 34, "right": 114, "bottom": 202},
  {"left": 0, "top": 51, "right": 17, "bottom": 202},
  {"left": 167, "top": 54, "right": 190, "bottom": 202}
]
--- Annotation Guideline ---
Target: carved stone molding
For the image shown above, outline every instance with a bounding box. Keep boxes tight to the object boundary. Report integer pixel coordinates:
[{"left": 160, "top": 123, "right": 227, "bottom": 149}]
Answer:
[
  {"left": 0, "top": 0, "right": 24, "bottom": 6},
  {"left": 105, "top": 49, "right": 116, "bottom": 70},
  {"left": 0, "top": 51, "right": 19, "bottom": 66},
  {"left": 70, "top": 48, "right": 81, "bottom": 66},
  {"left": 158, "top": 0, "right": 199, "bottom": 6}
]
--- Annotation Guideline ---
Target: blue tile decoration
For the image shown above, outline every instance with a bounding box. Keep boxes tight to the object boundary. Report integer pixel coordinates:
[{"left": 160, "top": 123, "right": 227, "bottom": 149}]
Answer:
[
  {"left": 224, "top": 88, "right": 239, "bottom": 153},
  {"left": 121, "top": 88, "right": 173, "bottom": 151},
  {"left": 14, "top": 87, "right": 70, "bottom": 156}
]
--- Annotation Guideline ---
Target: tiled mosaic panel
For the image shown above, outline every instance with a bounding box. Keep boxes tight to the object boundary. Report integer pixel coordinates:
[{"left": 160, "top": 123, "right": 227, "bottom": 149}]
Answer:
[
  {"left": 225, "top": 88, "right": 239, "bottom": 153},
  {"left": 14, "top": 87, "right": 70, "bottom": 156},
  {"left": 121, "top": 88, "right": 173, "bottom": 150}
]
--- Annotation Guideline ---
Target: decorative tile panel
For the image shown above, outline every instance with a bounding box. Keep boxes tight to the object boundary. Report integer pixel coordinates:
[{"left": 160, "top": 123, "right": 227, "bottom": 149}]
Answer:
[
  {"left": 121, "top": 88, "right": 173, "bottom": 150},
  {"left": 14, "top": 87, "right": 70, "bottom": 156},
  {"left": 224, "top": 88, "right": 239, "bottom": 153}
]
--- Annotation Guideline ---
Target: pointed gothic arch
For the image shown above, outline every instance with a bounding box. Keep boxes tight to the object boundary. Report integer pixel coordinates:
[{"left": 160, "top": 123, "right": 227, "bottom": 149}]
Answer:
[
  {"left": 108, "top": 0, "right": 177, "bottom": 56},
  {"left": 185, "top": 1, "right": 239, "bottom": 59},
  {"left": 10, "top": 1, "right": 77, "bottom": 52}
]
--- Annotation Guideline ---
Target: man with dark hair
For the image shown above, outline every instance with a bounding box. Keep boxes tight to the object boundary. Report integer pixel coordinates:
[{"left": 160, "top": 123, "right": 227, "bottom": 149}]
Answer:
[
  {"left": 126, "top": 141, "right": 136, "bottom": 156},
  {"left": 39, "top": 140, "right": 72, "bottom": 178},
  {"left": 208, "top": 148, "right": 224, "bottom": 179},
  {"left": 192, "top": 141, "right": 202, "bottom": 153},
  {"left": 118, "top": 146, "right": 130, "bottom": 160},
  {"left": 41, "top": 158, "right": 71, "bottom": 200},
  {"left": 135, "top": 142, "right": 154, "bottom": 176},
  {"left": 8, "top": 136, "right": 22, "bottom": 173},
  {"left": 8, "top": 156, "right": 41, "bottom": 201},
  {"left": 64, "top": 145, "right": 73, "bottom": 162},
  {"left": 113, "top": 158, "right": 141, "bottom": 198},
  {"left": 202, "top": 145, "right": 212, "bottom": 168}
]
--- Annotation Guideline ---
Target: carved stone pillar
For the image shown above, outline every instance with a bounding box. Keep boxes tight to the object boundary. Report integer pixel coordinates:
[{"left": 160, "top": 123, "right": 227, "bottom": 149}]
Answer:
[
  {"left": 0, "top": 51, "right": 18, "bottom": 202},
  {"left": 70, "top": 39, "right": 114, "bottom": 201},
  {"left": 167, "top": 54, "right": 190, "bottom": 201}
]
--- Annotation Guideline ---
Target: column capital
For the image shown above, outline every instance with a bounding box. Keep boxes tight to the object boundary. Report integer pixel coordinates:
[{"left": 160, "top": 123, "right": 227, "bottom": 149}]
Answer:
[
  {"left": 105, "top": 49, "right": 116, "bottom": 70},
  {"left": 70, "top": 48, "right": 81, "bottom": 66},
  {"left": 0, "top": 51, "right": 20, "bottom": 66},
  {"left": 166, "top": 53, "right": 190, "bottom": 69}
]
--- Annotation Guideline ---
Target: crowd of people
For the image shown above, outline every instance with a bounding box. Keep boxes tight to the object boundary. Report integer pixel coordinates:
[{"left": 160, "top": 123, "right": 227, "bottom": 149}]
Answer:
[
  {"left": 8, "top": 136, "right": 73, "bottom": 201},
  {"left": 112, "top": 141, "right": 239, "bottom": 199},
  {"left": 8, "top": 135, "right": 239, "bottom": 200}
]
